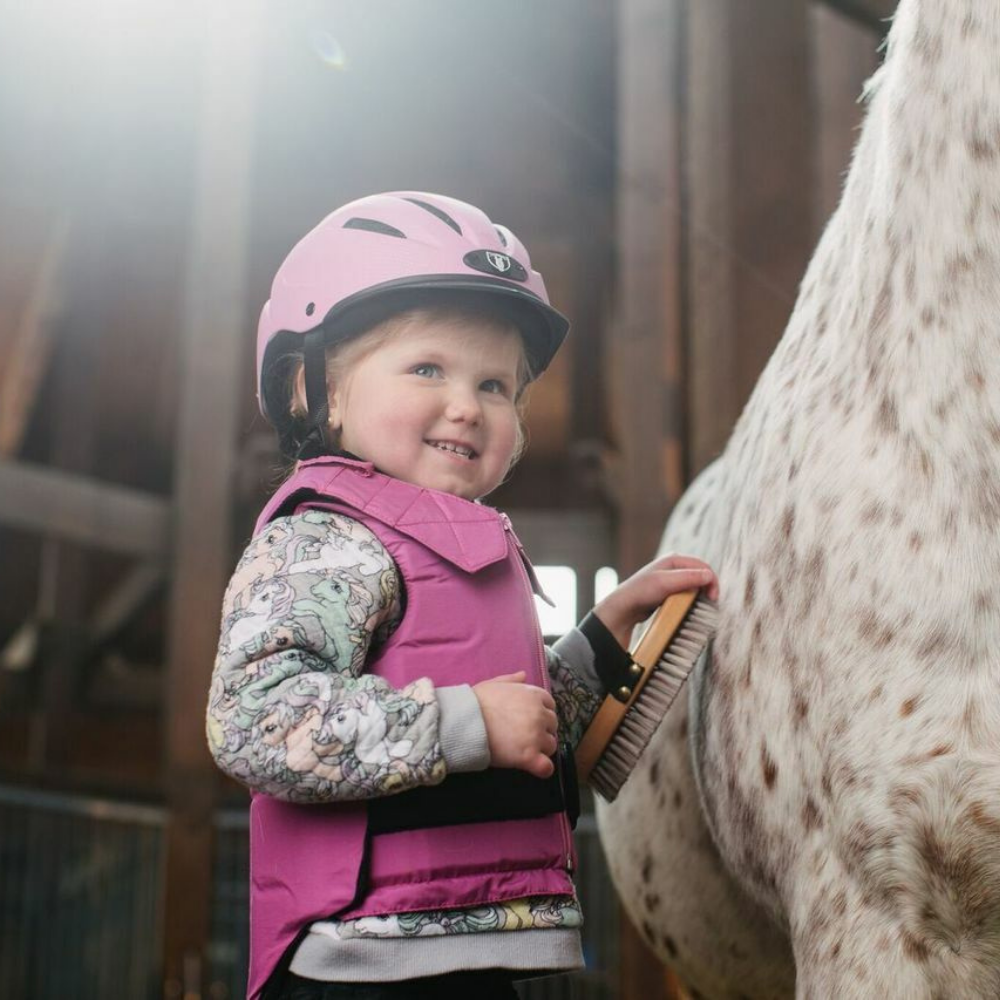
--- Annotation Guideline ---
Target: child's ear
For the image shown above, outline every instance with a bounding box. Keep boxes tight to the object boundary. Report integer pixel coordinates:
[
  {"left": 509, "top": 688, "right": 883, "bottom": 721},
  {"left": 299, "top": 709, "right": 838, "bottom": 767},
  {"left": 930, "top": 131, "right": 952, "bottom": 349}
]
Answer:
[{"left": 328, "top": 385, "right": 343, "bottom": 431}]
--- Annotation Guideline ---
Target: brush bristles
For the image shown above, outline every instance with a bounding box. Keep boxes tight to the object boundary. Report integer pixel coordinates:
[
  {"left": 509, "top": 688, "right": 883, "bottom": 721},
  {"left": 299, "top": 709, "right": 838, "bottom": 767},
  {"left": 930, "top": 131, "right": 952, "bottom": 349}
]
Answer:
[{"left": 590, "top": 599, "right": 718, "bottom": 802}]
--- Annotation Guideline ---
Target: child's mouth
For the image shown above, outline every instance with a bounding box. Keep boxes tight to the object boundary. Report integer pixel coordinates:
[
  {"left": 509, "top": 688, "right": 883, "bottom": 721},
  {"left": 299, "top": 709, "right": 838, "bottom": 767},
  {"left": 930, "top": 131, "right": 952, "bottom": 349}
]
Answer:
[{"left": 427, "top": 440, "right": 477, "bottom": 460}]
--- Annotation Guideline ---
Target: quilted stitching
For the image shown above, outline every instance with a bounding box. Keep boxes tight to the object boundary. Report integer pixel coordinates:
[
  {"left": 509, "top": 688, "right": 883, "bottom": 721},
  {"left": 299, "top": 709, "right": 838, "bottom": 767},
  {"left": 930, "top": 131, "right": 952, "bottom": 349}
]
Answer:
[{"left": 309, "top": 460, "right": 507, "bottom": 571}]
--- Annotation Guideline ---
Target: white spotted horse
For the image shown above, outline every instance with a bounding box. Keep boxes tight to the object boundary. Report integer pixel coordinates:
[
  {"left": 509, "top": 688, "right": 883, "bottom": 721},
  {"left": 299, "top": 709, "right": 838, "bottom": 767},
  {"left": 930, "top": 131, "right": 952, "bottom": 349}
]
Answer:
[{"left": 598, "top": 3, "right": 1000, "bottom": 997}]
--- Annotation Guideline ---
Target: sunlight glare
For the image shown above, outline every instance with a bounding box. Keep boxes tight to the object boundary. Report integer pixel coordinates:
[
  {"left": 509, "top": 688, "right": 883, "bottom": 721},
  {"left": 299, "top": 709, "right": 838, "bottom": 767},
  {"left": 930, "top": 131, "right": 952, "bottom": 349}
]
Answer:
[{"left": 533, "top": 566, "right": 577, "bottom": 637}]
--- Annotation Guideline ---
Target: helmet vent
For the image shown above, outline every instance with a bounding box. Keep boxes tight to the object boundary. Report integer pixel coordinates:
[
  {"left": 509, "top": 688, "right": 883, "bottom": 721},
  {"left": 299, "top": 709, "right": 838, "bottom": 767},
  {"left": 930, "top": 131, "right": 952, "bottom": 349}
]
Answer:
[
  {"left": 344, "top": 217, "right": 406, "bottom": 238},
  {"left": 403, "top": 197, "right": 462, "bottom": 235},
  {"left": 494, "top": 226, "right": 508, "bottom": 247}
]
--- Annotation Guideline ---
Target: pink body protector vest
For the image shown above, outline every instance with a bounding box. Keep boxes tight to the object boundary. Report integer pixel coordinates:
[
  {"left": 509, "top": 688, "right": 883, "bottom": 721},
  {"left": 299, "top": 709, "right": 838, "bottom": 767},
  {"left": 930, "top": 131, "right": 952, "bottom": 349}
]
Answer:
[{"left": 246, "top": 456, "right": 576, "bottom": 999}]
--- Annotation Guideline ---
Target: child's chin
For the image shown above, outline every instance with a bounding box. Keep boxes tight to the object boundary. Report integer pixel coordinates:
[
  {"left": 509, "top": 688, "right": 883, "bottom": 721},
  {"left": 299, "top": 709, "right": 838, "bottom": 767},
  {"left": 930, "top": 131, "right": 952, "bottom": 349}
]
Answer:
[
  {"left": 443, "top": 483, "right": 480, "bottom": 501},
  {"left": 434, "top": 478, "right": 483, "bottom": 501}
]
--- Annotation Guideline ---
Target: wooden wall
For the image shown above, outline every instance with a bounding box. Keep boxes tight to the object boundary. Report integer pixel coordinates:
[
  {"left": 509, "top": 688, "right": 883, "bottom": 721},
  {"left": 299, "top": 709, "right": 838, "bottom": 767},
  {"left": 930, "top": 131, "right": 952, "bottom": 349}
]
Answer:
[{"left": 0, "top": 0, "right": 887, "bottom": 995}]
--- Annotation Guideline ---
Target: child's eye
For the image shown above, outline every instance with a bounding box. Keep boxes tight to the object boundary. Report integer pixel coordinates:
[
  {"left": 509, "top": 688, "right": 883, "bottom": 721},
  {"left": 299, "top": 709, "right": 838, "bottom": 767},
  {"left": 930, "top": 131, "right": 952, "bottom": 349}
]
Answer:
[
  {"left": 480, "top": 379, "right": 509, "bottom": 396},
  {"left": 412, "top": 363, "right": 442, "bottom": 378}
]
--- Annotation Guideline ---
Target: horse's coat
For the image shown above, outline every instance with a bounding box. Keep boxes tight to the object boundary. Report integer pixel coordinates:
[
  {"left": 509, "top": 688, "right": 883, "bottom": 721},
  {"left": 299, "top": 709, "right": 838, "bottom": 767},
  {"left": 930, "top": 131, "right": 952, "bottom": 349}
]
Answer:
[{"left": 598, "top": 3, "right": 1000, "bottom": 997}]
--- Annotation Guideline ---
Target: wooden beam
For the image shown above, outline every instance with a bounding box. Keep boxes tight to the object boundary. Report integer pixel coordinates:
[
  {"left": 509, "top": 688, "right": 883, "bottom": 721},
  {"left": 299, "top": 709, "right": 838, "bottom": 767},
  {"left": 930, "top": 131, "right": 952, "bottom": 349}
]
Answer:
[
  {"left": 161, "top": 5, "right": 262, "bottom": 996},
  {"left": 0, "top": 217, "right": 70, "bottom": 458},
  {"left": 0, "top": 459, "right": 169, "bottom": 557}
]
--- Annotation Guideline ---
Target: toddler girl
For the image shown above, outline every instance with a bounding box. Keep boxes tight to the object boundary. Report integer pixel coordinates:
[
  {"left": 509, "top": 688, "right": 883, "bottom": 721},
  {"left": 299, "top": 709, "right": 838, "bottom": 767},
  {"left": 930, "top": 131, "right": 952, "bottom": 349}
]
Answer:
[{"left": 206, "top": 192, "right": 718, "bottom": 1000}]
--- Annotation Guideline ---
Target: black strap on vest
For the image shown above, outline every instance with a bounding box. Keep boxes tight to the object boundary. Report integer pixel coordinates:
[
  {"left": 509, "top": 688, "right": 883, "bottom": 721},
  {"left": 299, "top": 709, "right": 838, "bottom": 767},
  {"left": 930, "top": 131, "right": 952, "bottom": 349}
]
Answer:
[
  {"left": 269, "top": 487, "right": 329, "bottom": 523},
  {"left": 368, "top": 746, "right": 579, "bottom": 834}
]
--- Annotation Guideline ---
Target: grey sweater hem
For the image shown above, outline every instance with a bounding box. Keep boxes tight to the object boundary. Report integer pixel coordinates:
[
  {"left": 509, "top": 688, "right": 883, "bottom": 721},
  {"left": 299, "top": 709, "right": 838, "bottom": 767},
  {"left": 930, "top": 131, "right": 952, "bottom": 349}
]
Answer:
[{"left": 289, "top": 928, "right": 584, "bottom": 982}]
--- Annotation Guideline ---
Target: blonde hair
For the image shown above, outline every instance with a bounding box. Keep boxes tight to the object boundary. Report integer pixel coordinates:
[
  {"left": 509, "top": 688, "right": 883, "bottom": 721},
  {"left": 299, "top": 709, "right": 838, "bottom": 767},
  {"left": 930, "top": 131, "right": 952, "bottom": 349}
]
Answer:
[{"left": 285, "top": 302, "right": 532, "bottom": 471}]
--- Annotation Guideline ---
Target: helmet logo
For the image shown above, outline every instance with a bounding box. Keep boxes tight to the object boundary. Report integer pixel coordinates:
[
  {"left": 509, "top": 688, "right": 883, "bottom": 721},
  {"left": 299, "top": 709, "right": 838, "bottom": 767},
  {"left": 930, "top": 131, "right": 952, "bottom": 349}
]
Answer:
[{"left": 463, "top": 249, "right": 529, "bottom": 282}]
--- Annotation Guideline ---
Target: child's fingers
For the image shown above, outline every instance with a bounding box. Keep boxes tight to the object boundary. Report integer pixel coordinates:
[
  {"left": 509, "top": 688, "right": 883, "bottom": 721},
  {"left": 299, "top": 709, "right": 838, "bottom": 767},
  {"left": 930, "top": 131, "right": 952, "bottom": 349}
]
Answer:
[
  {"left": 668, "top": 567, "right": 718, "bottom": 601},
  {"left": 652, "top": 556, "right": 717, "bottom": 586},
  {"left": 526, "top": 753, "right": 555, "bottom": 779},
  {"left": 489, "top": 671, "right": 527, "bottom": 684},
  {"left": 653, "top": 553, "right": 713, "bottom": 572},
  {"left": 641, "top": 567, "right": 717, "bottom": 603},
  {"left": 643, "top": 556, "right": 719, "bottom": 596},
  {"left": 544, "top": 707, "right": 558, "bottom": 734},
  {"left": 658, "top": 567, "right": 715, "bottom": 586}
]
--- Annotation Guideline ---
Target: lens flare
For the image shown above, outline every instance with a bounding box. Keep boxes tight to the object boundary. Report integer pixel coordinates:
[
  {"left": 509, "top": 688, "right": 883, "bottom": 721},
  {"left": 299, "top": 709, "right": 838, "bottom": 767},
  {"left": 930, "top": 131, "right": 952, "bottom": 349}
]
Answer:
[{"left": 309, "top": 29, "right": 347, "bottom": 70}]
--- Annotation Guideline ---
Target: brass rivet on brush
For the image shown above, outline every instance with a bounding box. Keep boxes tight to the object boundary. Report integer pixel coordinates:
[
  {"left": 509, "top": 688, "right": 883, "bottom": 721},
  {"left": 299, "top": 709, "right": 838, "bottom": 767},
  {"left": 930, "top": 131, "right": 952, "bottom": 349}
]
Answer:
[
  {"left": 617, "top": 686, "right": 631, "bottom": 700},
  {"left": 629, "top": 663, "right": 643, "bottom": 676}
]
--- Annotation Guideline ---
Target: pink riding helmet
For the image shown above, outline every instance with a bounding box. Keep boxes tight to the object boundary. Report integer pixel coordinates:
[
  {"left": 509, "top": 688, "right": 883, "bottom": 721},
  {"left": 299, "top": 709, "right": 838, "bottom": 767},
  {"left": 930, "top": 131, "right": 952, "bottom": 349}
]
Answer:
[{"left": 256, "top": 191, "right": 570, "bottom": 452}]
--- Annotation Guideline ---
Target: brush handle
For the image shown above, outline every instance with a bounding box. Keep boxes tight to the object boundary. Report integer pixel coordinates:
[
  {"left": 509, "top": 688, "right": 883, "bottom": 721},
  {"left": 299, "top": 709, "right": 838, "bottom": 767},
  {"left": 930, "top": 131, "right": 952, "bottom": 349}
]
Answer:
[{"left": 575, "top": 589, "right": 699, "bottom": 784}]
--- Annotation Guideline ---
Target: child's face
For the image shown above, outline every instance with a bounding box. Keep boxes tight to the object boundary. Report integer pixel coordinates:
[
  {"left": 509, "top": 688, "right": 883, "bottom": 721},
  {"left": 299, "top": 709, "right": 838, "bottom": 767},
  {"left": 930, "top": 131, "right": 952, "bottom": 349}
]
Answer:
[{"left": 329, "top": 316, "right": 523, "bottom": 500}]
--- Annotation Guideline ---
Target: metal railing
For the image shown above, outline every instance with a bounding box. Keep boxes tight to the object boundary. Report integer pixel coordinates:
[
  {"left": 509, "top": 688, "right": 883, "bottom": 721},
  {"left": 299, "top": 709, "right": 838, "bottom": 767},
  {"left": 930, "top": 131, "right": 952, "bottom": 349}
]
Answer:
[
  {"left": 0, "top": 784, "right": 618, "bottom": 999},
  {"left": 0, "top": 785, "right": 166, "bottom": 1000}
]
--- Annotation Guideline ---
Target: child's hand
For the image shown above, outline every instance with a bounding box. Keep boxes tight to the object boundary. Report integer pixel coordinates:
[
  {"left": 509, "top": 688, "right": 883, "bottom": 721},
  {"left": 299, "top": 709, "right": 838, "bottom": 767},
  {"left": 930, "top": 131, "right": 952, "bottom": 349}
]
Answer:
[
  {"left": 593, "top": 554, "right": 719, "bottom": 650},
  {"left": 473, "top": 671, "right": 558, "bottom": 779}
]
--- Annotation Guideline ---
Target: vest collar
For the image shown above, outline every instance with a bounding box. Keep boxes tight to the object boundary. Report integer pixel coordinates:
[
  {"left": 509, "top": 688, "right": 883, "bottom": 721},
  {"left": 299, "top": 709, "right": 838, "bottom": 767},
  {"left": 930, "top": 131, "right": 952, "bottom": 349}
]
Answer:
[{"left": 291, "top": 456, "right": 511, "bottom": 574}]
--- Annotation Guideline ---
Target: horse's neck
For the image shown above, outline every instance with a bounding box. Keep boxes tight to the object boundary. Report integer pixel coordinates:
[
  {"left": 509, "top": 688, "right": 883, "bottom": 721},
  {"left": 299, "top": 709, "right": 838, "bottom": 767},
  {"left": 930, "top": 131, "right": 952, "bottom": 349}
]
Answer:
[
  {"left": 767, "top": 1, "right": 1000, "bottom": 413},
  {"left": 854, "top": 3, "right": 1000, "bottom": 251}
]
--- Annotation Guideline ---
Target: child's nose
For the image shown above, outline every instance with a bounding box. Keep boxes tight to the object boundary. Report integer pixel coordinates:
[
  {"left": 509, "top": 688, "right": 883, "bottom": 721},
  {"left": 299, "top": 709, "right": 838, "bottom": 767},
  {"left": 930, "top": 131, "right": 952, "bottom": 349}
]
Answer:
[{"left": 444, "top": 384, "right": 482, "bottom": 423}]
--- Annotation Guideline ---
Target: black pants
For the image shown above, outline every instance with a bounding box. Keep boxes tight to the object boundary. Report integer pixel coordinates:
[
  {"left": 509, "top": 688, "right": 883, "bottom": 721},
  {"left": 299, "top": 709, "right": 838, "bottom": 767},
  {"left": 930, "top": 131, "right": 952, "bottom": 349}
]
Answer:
[{"left": 275, "top": 970, "right": 519, "bottom": 1000}]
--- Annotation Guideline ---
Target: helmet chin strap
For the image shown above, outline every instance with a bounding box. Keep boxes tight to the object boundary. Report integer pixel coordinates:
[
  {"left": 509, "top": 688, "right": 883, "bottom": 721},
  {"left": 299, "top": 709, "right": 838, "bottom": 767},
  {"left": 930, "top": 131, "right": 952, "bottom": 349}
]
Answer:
[{"left": 297, "top": 328, "right": 332, "bottom": 460}]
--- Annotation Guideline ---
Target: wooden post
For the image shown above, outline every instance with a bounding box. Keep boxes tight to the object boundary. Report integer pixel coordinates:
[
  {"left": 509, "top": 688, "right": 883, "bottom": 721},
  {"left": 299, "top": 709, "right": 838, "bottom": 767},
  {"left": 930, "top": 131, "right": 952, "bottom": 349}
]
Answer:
[
  {"left": 567, "top": 2, "right": 616, "bottom": 464},
  {"left": 686, "top": 0, "right": 816, "bottom": 475},
  {"left": 162, "top": 6, "right": 262, "bottom": 996},
  {"left": 612, "top": 0, "right": 684, "bottom": 996},
  {"left": 28, "top": 222, "right": 95, "bottom": 775},
  {"left": 611, "top": 0, "right": 685, "bottom": 578}
]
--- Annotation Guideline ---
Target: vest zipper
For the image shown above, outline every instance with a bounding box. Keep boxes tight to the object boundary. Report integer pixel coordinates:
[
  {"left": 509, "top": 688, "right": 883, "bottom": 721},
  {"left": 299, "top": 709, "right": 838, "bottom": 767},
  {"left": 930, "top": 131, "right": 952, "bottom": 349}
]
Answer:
[{"left": 499, "top": 511, "right": 575, "bottom": 874}]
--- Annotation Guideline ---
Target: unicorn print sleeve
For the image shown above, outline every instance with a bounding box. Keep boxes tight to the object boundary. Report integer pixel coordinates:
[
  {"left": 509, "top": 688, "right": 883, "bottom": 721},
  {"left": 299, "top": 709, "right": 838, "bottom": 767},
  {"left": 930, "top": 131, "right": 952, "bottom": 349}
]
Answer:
[
  {"left": 545, "top": 633, "right": 604, "bottom": 750},
  {"left": 206, "top": 510, "right": 447, "bottom": 803}
]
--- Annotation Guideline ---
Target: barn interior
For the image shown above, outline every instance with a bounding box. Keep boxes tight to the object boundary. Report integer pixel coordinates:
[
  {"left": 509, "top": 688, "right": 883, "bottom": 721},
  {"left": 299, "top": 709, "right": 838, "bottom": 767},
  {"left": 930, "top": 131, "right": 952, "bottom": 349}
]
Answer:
[{"left": 0, "top": 1, "right": 891, "bottom": 997}]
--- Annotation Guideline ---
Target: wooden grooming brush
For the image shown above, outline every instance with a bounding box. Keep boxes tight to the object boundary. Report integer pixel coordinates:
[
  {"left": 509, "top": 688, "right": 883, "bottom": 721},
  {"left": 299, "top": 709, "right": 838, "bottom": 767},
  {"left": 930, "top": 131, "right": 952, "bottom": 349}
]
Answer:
[{"left": 576, "top": 589, "right": 718, "bottom": 802}]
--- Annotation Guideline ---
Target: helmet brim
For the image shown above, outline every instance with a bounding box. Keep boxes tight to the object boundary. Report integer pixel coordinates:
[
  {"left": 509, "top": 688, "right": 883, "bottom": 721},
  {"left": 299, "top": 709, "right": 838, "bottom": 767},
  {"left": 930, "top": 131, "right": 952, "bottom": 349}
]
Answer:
[
  {"left": 319, "top": 275, "right": 569, "bottom": 374},
  {"left": 259, "top": 275, "right": 569, "bottom": 429}
]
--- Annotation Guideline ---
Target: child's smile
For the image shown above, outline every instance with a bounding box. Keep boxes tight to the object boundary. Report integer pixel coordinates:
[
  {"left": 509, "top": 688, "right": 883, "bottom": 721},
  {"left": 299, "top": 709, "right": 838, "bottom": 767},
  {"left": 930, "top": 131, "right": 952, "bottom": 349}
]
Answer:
[
  {"left": 330, "top": 318, "right": 523, "bottom": 501},
  {"left": 427, "top": 440, "right": 477, "bottom": 460}
]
